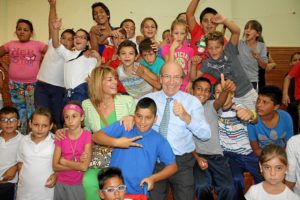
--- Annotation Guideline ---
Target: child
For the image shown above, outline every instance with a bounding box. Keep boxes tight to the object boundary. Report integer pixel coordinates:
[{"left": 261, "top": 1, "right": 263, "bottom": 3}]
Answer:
[
  {"left": 245, "top": 144, "right": 300, "bottom": 200},
  {"left": 139, "top": 17, "right": 161, "bottom": 56},
  {"left": 92, "top": 97, "right": 177, "bottom": 194},
  {"left": 186, "top": 1, "right": 220, "bottom": 84},
  {"left": 89, "top": 2, "right": 113, "bottom": 50},
  {"left": 284, "top": 52, "right": 300, "bottom": 135},
  {"left": 120, "top": 19, "right": 139, "bottom": 48},
  {"left": 238, "top": 20, "right": 268, "bottom": 90},
  {"left": 214, "top": 81, "right": 263, "bottom": 199},
  {"left": 35, "top": 0, "right": 75, "bottom": 128},
  {"left": 161, "top": 29, "right": 171, "bottom": 46},
  {"left": 117, "top": 40, "right": 161, "bottom": 99},
  {"left": 16, "top": 108, "right": 56, "bottom": 200},
  {"left": 283, "top": 60, "right": 300, "bottom": 130},
  {"left": 139, "top": 37, "right": 165, "bottom": 76},
  {"left": 161, "top": 19, "right": 194, "bottom": 92},
  {"left": 0, "top": 106, "right": 23, "bottom": 200},
  {"left": 53, "top": 102, "right": 92, "bottom": 200},
  {"left": 98, "top": 167, "right": 126, "bottom": 200},
  {"left": 285, "top": 134, "right": 300, "bottom": 197},
  {"left": 248, "top": 85, "right": 293, "bottom": 156},
  {"left": 192, "top": 76, "right": 237, "bottom": 200},
  {"left": 52, "top": 17, "right": 101, "bottom": 103},
  {"left": 192, "top": 14, "right": 257, "bottom": 110},
  {"left": 0, "top": 19, "right": 47, "bottom": 134}
]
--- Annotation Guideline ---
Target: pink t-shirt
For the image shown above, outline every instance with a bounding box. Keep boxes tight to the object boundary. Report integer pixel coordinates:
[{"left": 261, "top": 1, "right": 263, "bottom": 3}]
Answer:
[
  {"left": 289, "top": 62, "right": 300, "bottom": 100},
  {"left": 161, "top": 42, "right": 194, "bottom": 91},
  {"left": 54, "top": 130, "right": 92, "bottom": 185},
  {"left": 4, "top": 40, "right": 46, "bottom": 83}
]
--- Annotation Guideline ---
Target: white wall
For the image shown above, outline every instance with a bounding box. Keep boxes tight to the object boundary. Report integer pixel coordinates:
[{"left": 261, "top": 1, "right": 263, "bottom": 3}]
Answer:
[{"left": 0, "top": 0, "right": 299, "bottom": 47}]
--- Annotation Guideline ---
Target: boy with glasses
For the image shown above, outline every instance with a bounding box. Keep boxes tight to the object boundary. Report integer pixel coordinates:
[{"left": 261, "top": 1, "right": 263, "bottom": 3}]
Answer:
[{"left": 0, "top": 106, "right": 23, "bottom": 200}]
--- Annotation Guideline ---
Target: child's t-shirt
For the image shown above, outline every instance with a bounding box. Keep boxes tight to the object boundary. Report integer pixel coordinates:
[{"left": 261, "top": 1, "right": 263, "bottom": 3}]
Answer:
[
  {"left": 55, "top": 45, "right": 97, "bottom": 89},
  {"left": 218, "top": 107, "right": 253, "bottom": 155},
  {"left": 140, "top": 56, "right": 165, "bottom": 76},
  {"left": 238, "top": 40, "right": 268, "bottom": 83},
  {"left": 117, "top": 62, "right": 153, "bottom": 99},
  {"left": 37, "top": 39, "right": 65, "bottom": 87},
  {"left": 161, "top": 42, "right": 194, "bottom": 91},
  {"left": 248, "top": 109, "right": 293, "bottom": 149},
  {"left": 16, "top": 133, "right": 55, "bottom": 200},
  {"left": 245, "top": 182, "right": 300, "bottom": 200},
  {"left": 0, "top": 131, "right": 23, "bottom": 183},
  {"left": 4, "top": 40, "right": 46, "bottom": 83},
  {"left": 54, "top": 130, "right": 92, "bottom": 185},
  {"left": 102, "top": 121, "right": 175, "bottom": 194},
  {"left": 288, "top": 62, "right": 300, "bottom": 100}
]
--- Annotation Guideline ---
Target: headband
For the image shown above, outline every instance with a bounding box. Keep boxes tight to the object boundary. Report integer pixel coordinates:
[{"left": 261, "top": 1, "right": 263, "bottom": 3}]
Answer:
[{"left": 63, "top": 104, "right": 84, "bottom": 115}]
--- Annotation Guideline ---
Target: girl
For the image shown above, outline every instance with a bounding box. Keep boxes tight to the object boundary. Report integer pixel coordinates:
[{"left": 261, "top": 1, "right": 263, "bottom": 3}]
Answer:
[
  {"left": 139, "top": 17, "right": 161, "bottom": 56},
  {"left": 52, "top": 17, "right": 101, "bottom": 103},
  {"left": 161, "top": 19, "right": 194, "bottom": 92},
  {"left": 117, "top": 40, "right": 161, "bottom": 99},
  {"left": 0, "top": 19, "right": 47, "bottom": 134},
  {"left": 35, "top": 0, "right": 75, "bottom": 128},
  {"left": 245, "top": 144, "right": 300, "bottom": 200},
  {"left": 17, "top": 108, "right": 56, "bottom": 200},
  {"left": 238, "top": 20, "right": 268, "bottom": 90},
  {"left": 53, "top": 102, "right": 92, "bottom": 200}
]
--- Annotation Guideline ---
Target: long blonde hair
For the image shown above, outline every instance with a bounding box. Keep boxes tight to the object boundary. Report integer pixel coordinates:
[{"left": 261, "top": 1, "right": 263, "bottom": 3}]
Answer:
[{"left": 88, "top": 66, "right": 118, "bottom": 106}]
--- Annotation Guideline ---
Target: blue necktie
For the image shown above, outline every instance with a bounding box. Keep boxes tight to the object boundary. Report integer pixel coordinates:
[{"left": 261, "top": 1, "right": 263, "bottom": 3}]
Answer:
[{"left": 159, "top": 97, "right": 173, "bottom": 138}]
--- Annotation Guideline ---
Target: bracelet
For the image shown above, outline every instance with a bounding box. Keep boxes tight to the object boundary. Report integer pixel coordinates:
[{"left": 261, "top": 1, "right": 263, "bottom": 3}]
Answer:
[{"left": 248, "top": 110, "right": 257, "bottom": 122}]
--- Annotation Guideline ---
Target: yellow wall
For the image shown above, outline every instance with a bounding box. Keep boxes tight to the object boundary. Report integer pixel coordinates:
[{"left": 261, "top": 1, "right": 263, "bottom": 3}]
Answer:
[{"left": 0, "top": 0, "right": 299, "bottom": 47}]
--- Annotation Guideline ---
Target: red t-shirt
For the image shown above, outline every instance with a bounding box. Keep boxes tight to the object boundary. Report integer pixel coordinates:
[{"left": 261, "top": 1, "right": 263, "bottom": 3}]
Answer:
[{"left": 289, "top": 62, "right": 300, "bottom": 100}]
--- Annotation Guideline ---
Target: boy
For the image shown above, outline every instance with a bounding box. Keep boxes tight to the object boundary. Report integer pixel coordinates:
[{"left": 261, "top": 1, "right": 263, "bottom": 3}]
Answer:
[
  {"left": 284, "top": 52, "right": 300, "bottom": 135},
  {"left": 139, "top": 37, "right": 165, "bottom": 76},
  {"left": 191, "top": 13, "right": 257, "bottom": 111},
  {"left": 0, "top": 106, "right": 23, "bottom": 200},
  {"left": 214, "top": 82, "right": 263, "bottom": 199},
  {"left": 98, "top": 167, "right": 126, "bottom": 200},
  {"left": 117, "top": 40, "right": 161, "bottom": 99},
  {"left": 248, "top": 85, "right": 293, "bottom": 156},
  {"left": 16, "top": 108, "right": 56, "bottom": 200},
  {"left": 186, "top": 0, "right": 220, "bottom": 84},
  {"left": 92, "top": 97, "right": 177, "bottom": 194},
  {"left": 192, "top": 76, "right": 237, "bottom": 200}
]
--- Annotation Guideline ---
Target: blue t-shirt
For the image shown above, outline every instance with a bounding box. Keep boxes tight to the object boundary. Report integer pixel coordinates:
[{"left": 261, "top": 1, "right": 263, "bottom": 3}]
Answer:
[
  {"left": 102, "top": 121, "right": 175, "bottom": 194},
  {"left": 248, "top": 109, "right": 293, "bottom": 148},
  {"left": 141, "top": 56, "right": 165, "bottom": 76}
]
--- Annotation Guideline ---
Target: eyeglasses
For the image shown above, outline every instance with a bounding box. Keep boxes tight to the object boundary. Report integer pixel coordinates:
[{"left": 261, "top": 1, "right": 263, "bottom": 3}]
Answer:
[
  {"left": 161, "top": 74, "right": 183, "bottom": 82},
  {"left": 0, "top": 118, "right": 18, "bottom": 123},
  {"left": 102, "top": 185, "right": 126, "bottom": 193},
  {"left": 74, "top": 35, "right": 87, "bottom": 40},
  {"left": 262, "top": 164, "right": 285, "bottom": 173}
]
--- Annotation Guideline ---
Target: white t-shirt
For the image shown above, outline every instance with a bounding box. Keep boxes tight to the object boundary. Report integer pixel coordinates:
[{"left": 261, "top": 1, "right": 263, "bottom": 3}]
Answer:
[
  {"left": 0, "top": 131, "right": 23, "bottom": 183},
  {"left": 245, "top": 182, "right": 300, "bottom": 200},
  {"left": 286, "top": 134, "right": 300, "bottom": 196},
  {"left": 16, "top": 133, "right": 55, "bottom": 200},
  {"left": 56, "top": 45, "right": 97, "bottom": 89},
  {"left": 37, "top": 39, "right": 65, "bottom": 87}
]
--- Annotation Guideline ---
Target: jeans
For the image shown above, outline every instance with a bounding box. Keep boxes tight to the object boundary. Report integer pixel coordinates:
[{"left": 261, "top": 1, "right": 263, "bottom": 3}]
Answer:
[
  {"left": 194, "top": 154, "right": 237, "bottom": 200},
  {"left": 35, "top": 81, "right": 65, "bottom": 128},
  {"left": 64, "top": 82, "right": 88, "bottom": 104},
  {"left": 224, "top": 151, "right": 263, "bottom": 200}
]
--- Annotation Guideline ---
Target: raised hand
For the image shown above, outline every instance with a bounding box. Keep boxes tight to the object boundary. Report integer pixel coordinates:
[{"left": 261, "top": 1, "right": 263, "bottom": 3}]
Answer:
[{"left": 212, "top": 14, "right": 226, "bottom": 24}]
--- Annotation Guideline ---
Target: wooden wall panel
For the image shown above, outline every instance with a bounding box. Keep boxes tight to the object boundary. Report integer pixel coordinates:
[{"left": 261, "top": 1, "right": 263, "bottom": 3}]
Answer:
[{"left": 265, "top": 47, "right": 300, "bottom": 89}]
